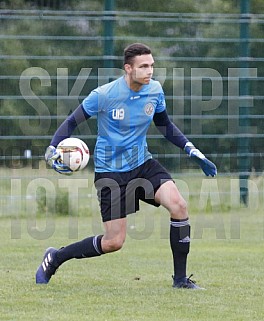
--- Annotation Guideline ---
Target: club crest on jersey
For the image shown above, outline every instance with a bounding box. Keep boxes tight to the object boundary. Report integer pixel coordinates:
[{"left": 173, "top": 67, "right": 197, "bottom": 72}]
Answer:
[
  {"left": 144, "top": 103, "right": 154, "bottom": 116},
  {"left": 112, "top": 108, "right": 125, "bottom": 120}
]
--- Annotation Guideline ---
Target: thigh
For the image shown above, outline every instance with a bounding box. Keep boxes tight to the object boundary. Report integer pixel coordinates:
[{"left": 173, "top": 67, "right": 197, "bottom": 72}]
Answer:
[
  {"left": 103, "top": 217, "right": 127, "bottom": 241},
  {"left": 137, "top": 159, "right": 173, "bottom": 205},
  {"left": 94, "top": 173, "right": 127, "bottom": 222},
  {"left": 94, "top": 169, "right": 143, "bottom": 222},
  {"left": 154, "top": 180, "right": 188, "bottom": 219}
]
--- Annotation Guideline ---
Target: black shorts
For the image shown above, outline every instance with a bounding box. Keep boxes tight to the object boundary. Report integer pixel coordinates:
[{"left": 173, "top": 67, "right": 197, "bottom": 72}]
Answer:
[{"left": 94, "top": 159, "right": 173, "bottom": 222}]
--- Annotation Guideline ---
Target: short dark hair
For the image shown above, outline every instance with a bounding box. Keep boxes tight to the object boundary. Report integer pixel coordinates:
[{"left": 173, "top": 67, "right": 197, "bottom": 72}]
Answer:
[{"left": 124, "top": 43, "right": 152, "bottom": 65}]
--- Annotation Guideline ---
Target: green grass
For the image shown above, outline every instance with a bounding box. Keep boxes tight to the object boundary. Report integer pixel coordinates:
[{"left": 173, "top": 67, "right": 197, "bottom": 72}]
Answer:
[
  {"left": 1, "top": 163, "right": 264, "bottom": 218},
  {"left": 1, "top": 165, "right": 264, "bottom": 320},
  {"left": 1, "top": 207, "right": 264, "bottom": 321}
]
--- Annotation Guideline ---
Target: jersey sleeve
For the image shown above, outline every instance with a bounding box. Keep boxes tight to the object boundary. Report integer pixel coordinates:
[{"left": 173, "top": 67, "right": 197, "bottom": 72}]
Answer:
[
  {"left": 151, "top": 79, "right": 166, "bottom": 113},
  {"left": 155, "top": 92, "right": 166, "bottom": 113},
  {"left": 82, "top": 89, "right": 103, "bottom": 116}
]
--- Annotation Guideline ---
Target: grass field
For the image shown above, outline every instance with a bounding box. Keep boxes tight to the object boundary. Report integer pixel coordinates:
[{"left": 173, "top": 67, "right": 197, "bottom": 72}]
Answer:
[
  {"left": 1, "top": 166, "right": 264, "bottom": 320},
  {"left": 1, "top": 208, "right": 264, "bottom": 321}
]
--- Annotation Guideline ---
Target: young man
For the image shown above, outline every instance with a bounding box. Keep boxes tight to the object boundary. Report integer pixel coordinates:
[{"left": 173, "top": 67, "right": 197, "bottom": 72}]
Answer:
[{"left": 36, "top": 43, "right": 217, "bottom": 289}]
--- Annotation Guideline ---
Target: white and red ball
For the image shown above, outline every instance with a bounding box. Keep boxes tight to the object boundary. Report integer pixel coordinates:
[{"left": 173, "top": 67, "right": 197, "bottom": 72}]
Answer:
[{"left": 57, "top": 138, "right": 90, "bottom": 172}]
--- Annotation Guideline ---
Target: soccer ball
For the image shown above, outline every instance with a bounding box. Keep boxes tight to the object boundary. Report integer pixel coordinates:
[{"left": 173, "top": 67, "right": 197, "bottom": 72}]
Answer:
[{"left": 56, "top": 138, "right": 90, "bottom": 172}]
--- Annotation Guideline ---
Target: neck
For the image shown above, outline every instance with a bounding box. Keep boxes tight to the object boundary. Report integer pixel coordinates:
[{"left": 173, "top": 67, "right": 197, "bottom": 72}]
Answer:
[{"left": 124, "top": 75, "right": 143, "bottom": 92}]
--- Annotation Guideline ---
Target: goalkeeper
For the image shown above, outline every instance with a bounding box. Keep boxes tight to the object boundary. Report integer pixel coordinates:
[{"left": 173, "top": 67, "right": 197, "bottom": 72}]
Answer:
[{"left": 36, "top": 43, "right": 217, "bottom": 289}]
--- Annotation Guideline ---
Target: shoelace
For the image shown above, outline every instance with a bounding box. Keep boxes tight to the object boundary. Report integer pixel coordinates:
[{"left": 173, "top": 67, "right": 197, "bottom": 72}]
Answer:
[
  {"left": 45, "top": 254, "right": 60, "bottom": 276},
  {"left": 186, "top": 274, "right": 196, "bottom": 284},
  {"left": 48, "top": 248, "right": 62, "bottom": 275},
  {"left": 46, "top": 261, "right": 60, "bottom": 277}
]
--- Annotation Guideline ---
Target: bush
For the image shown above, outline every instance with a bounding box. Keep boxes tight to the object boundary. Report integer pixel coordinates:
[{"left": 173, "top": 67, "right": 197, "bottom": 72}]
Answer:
[{"left": 36, "top": 186, "right": 74, "bottom": 216}]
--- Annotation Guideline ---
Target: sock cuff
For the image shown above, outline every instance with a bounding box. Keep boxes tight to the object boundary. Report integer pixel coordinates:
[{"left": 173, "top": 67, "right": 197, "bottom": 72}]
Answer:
[
  {"left": 93, "top": 235, "right": 104, "bottom": 255},
  {"left": 170, "top": 218, "right": 190, "bottom": 228}
]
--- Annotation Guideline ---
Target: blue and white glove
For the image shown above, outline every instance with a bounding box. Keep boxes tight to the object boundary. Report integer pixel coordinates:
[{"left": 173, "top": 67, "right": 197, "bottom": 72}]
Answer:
[
  {"left": 45, "top": 145, "right": 73, "bottom": 175},
  {"left": 184, "top": 142, "right": 217, "bottom": 177}
]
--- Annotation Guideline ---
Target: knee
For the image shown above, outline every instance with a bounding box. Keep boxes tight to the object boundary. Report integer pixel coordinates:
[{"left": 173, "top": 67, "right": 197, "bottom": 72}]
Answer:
[{"left": 170, "top": 198, "right": 188, "bottom": 219}]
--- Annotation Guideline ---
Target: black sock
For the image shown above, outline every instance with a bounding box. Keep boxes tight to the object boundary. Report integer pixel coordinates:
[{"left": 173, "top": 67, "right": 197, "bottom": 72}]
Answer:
[
  {"left": 170, "top": 218, "right": 190, "bottom": 281},
  {"left": 55, "top": 235, "right": 104, "bottom": 266}
]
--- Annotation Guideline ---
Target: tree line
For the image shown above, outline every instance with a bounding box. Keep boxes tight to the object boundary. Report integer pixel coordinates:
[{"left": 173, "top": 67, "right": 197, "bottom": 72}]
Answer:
[{"left": 0, "top": 0, "right": 263, "bottom": 173}]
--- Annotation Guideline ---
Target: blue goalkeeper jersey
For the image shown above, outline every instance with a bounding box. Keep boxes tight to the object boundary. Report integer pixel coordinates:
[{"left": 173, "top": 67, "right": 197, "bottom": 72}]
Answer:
[{"left": 82, "top": 76, "right": 166, "bottom": 173}]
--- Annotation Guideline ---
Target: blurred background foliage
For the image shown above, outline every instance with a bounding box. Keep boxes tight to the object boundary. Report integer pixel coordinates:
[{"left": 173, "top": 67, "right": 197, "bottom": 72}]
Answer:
[{"left": 0, "top": 0, "right": 263, "bottom": 174}]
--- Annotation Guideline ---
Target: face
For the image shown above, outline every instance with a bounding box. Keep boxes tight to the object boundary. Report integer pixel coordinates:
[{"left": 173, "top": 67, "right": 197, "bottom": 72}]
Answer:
[{"left": 124, "top": 54, "right": 154, "bottom": 90}]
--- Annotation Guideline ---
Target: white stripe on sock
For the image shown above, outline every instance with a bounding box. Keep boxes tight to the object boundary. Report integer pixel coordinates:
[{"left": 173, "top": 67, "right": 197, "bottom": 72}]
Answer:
[
  {"left": 170, "top": 219, "right": 190, "bottom": 228},
  {"left": 93, "top": 235, "right": 101, "bottom": 255}
]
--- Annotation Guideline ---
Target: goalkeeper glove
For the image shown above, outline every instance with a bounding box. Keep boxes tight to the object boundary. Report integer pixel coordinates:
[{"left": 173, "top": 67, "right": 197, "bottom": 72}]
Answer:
[
  {"left": 184, "top": 142, "right": 217, "bottom": 177},
  {"left": 45, "top": 145, "right": 72, "bottom": 175}
]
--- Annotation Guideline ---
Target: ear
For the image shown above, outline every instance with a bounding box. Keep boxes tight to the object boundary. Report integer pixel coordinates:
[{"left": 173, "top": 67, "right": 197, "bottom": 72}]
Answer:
[{"left": 124, "top": 63, "right": 132, "bottom": 74}]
